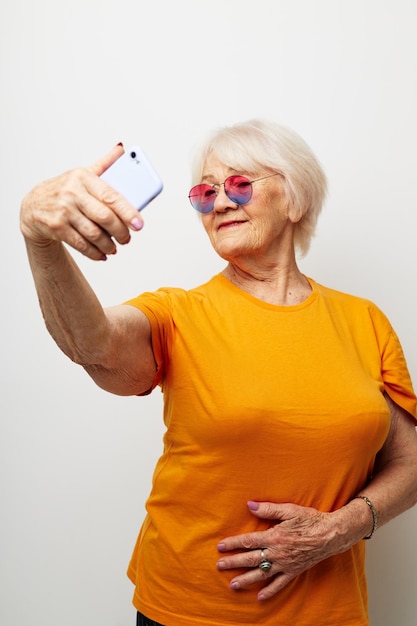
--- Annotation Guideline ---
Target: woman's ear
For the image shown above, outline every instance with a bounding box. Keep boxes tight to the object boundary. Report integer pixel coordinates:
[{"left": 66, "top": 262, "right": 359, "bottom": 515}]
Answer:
[{"left": 287, "top": 202, "right": 303, "bottom": 224}]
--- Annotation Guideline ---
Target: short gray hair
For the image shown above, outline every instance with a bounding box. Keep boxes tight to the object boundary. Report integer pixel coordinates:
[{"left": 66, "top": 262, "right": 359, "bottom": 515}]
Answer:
[{"left": 191, "top": 119, "right": 327, "bottom": 255}]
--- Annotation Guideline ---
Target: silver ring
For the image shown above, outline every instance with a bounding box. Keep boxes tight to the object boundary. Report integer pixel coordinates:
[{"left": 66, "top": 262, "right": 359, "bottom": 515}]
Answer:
[{"left": 259, "top": 548, "right": 273, "bottom": 572}]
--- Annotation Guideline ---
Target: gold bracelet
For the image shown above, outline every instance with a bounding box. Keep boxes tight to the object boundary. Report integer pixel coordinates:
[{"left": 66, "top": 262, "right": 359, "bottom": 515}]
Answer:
[{"left": 354, "top": 495, "right": 378, "bottom": 539}]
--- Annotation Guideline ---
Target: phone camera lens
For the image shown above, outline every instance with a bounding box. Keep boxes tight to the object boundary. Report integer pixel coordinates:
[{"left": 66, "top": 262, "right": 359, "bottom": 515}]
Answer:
[{"left": 130, "top": 151, "right": 137, "bottom": 159}]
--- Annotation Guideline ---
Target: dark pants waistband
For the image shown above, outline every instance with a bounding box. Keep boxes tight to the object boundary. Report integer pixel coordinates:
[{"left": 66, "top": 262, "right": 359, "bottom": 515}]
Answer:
[{"left": 136, "top": 610, "right": 164, "bottom": 626}]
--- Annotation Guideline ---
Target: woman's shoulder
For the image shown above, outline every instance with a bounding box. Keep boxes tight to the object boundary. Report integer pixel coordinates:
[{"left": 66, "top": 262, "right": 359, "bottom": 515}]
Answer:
[
  {"left": 310, "top": 277, "right": 393, "bottom": 328},
  {"left": 311, "top": 277, "right": 380, "bottom": 309},
  {"left": 125, "top": 274, "right": 222, "bottom": 309}
]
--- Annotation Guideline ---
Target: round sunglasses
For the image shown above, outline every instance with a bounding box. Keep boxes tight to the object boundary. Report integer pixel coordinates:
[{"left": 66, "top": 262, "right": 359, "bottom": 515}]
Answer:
[{"left": 188, "top": 173, "right": 281, "bottom": 214}]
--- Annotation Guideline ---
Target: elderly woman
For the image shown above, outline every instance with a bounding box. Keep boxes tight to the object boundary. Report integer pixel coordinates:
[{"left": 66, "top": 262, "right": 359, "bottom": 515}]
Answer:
[{"left": 21, "top": 120, "right": 417, "bottom": 626}]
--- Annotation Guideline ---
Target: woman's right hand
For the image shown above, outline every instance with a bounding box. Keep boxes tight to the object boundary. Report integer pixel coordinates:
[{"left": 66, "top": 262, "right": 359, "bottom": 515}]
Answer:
[{"left": 20, "top": 144, "right": 144, "bottom": 261}]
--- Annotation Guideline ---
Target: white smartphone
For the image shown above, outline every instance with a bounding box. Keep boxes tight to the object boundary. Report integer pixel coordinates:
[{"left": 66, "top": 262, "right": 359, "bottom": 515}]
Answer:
[{"left": 100, "top": 146, "right": 163, "bottom": 211}]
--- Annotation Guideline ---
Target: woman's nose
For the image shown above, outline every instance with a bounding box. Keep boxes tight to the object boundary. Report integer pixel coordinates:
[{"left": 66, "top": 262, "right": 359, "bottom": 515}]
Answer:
[{"left": 212, "top": 186, "right": 238, "bottom": 212}]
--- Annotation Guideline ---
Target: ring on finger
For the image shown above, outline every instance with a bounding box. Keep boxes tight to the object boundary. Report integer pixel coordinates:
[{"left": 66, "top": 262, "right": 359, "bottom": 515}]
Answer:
[{"left": 259, "top": 548, "right": 273, "bottom": 572}]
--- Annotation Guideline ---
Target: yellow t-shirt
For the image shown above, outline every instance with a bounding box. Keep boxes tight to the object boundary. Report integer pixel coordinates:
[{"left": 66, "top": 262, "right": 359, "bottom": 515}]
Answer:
[{"left": 125, "top": 274, "right": 416, "bottom": 626}]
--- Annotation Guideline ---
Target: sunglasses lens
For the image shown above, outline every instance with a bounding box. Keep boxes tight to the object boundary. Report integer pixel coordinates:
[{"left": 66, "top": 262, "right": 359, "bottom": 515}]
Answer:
[
  {"left": 188, "top": 176, "right": 253, "bottom": 212},
  {"left": 189, "top": 184, "right": 216, "bottom": 213},
  {"left": 224, "top": 176, "right": 252, "bottom": 205}
]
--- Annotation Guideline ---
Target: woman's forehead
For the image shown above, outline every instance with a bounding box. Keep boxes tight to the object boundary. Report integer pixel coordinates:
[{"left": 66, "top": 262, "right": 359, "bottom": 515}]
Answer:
[
  {"left": 201, "top": 155, "right": 237, "bottom": 179},
  {"left": 201, "top": 152, "right": 258, "bottom": 181}
]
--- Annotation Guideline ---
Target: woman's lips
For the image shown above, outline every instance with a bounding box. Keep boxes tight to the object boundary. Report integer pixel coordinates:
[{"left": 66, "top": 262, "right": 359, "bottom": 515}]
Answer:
[{"left": 217, "top": 220, "right": 247, "bottom": 230}]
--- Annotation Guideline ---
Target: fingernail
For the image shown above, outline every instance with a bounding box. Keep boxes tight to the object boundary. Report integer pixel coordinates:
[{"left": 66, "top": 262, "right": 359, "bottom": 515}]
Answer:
[
  {"left": 217, "top": 560, "right": 226, "bottom": 570},
  {"left": 99, "top": 254, "right": 107, "bottom": 261},
  {"left": 230, "top": 581, "right": 240, "bottom": 590},
  {"left": 258, "top": 593, "right": 266, "bottom": 601},
  {"left": 116, "top": 141, "right": 124, "bottom": 147},
  {"left": 217, "top": 543, "right": 226, "bottom": 552},
  {"left": 247, "top": 501, "right": 259, "bottom": 511},
  {"left": 130, "top": 217, "right": 143, "bottom": 231}
]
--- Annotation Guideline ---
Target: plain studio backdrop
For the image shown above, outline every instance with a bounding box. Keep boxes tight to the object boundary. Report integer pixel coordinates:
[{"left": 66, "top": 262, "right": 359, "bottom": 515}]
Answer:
[{"left": 1, "top": 1, "right": 416, "bottom": 624}]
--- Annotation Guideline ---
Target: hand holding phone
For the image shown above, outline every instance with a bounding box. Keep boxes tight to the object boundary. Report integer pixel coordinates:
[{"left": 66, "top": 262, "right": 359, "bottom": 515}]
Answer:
[{"left": 100, "top": 146, "right": 163, "bottom": 211}]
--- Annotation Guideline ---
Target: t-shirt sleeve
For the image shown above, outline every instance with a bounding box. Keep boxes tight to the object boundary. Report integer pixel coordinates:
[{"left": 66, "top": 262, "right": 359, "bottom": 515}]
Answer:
[
  {"left": 124, "top": 288, "right": 177, "bottom": 392},
  {"left": 372, "top": 305, "right": 417, "bottom": 420}
]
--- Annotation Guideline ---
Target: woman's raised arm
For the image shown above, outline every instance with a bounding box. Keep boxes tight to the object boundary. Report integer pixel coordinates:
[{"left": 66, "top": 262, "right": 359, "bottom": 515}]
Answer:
[{"left": 20, "top": 145, "right": 156, "bottom": 396}]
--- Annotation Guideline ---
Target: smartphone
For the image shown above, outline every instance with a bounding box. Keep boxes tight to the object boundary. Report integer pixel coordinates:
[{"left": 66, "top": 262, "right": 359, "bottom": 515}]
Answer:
[{"left": 100, "top": 146, "right": 163, "bottom": 211}]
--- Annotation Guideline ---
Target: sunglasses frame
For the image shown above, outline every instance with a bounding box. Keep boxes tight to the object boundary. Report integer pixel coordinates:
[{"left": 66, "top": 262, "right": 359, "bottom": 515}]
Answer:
[{"left": 188, "top": 172, "right": 281, "bottom": 214}]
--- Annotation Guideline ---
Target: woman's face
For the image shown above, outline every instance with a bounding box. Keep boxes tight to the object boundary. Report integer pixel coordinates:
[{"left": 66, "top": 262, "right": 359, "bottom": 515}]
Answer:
[{"left": 200, "top": 154, "right": 296, "bottom": 264}]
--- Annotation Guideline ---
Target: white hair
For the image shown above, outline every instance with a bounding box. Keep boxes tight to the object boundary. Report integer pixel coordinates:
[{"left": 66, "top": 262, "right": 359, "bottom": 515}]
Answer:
[{"left": 191, "top": 119, "right": 327, "bottom": 255}]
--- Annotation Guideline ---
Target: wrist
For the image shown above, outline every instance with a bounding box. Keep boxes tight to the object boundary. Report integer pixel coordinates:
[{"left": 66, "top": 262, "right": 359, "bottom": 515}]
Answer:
[
  {"left": 24, "top": 236, "right": 65, "bottom": 263},
  {"left": 353, "top": 495, "right": 378, "bottom": 539},
  {"left": 325, "top": 498, "right": 377, "bottom": 554}
]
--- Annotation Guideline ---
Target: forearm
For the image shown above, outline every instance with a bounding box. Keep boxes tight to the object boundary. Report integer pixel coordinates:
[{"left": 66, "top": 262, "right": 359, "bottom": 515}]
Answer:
[
  {"left": 25, "top": 238, "right": 111, "bottom": 365},
  {"left": 330, "top": 454, "right": 417, "bottom": 553},
  {"left": 328, "top": 397, "right": 417, "bottom": 551},
  {"left": 355, "top": 456, "right": 417, "bottom": 531}
]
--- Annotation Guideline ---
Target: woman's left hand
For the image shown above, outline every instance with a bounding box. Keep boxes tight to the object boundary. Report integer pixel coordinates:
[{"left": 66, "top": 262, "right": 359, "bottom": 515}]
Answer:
[{"left": 216, "top": 501, "right": 341, "bottom": 601}]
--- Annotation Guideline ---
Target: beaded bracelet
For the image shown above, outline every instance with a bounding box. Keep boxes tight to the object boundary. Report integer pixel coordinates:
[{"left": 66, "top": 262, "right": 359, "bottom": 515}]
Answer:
[{"left": 354, "top": 495, "right": 378, "bottom": 539}]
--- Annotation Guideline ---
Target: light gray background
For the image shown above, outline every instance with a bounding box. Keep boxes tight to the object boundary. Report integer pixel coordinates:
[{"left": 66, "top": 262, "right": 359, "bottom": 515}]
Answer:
[{"left": 1, "top": 1, "right": 416, "bottom": 624}]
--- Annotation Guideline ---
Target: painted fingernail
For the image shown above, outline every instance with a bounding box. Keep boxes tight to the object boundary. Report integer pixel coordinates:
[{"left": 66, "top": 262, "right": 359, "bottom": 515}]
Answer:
[
  {"left": 130, "top": 217, "right": 143, "bottom": 231},
  {"left": 247, "top": 501, "right": 259, "bottom": 511},
  {"left": 117, "top": 142, "right": 124, "bottom": 147}
]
